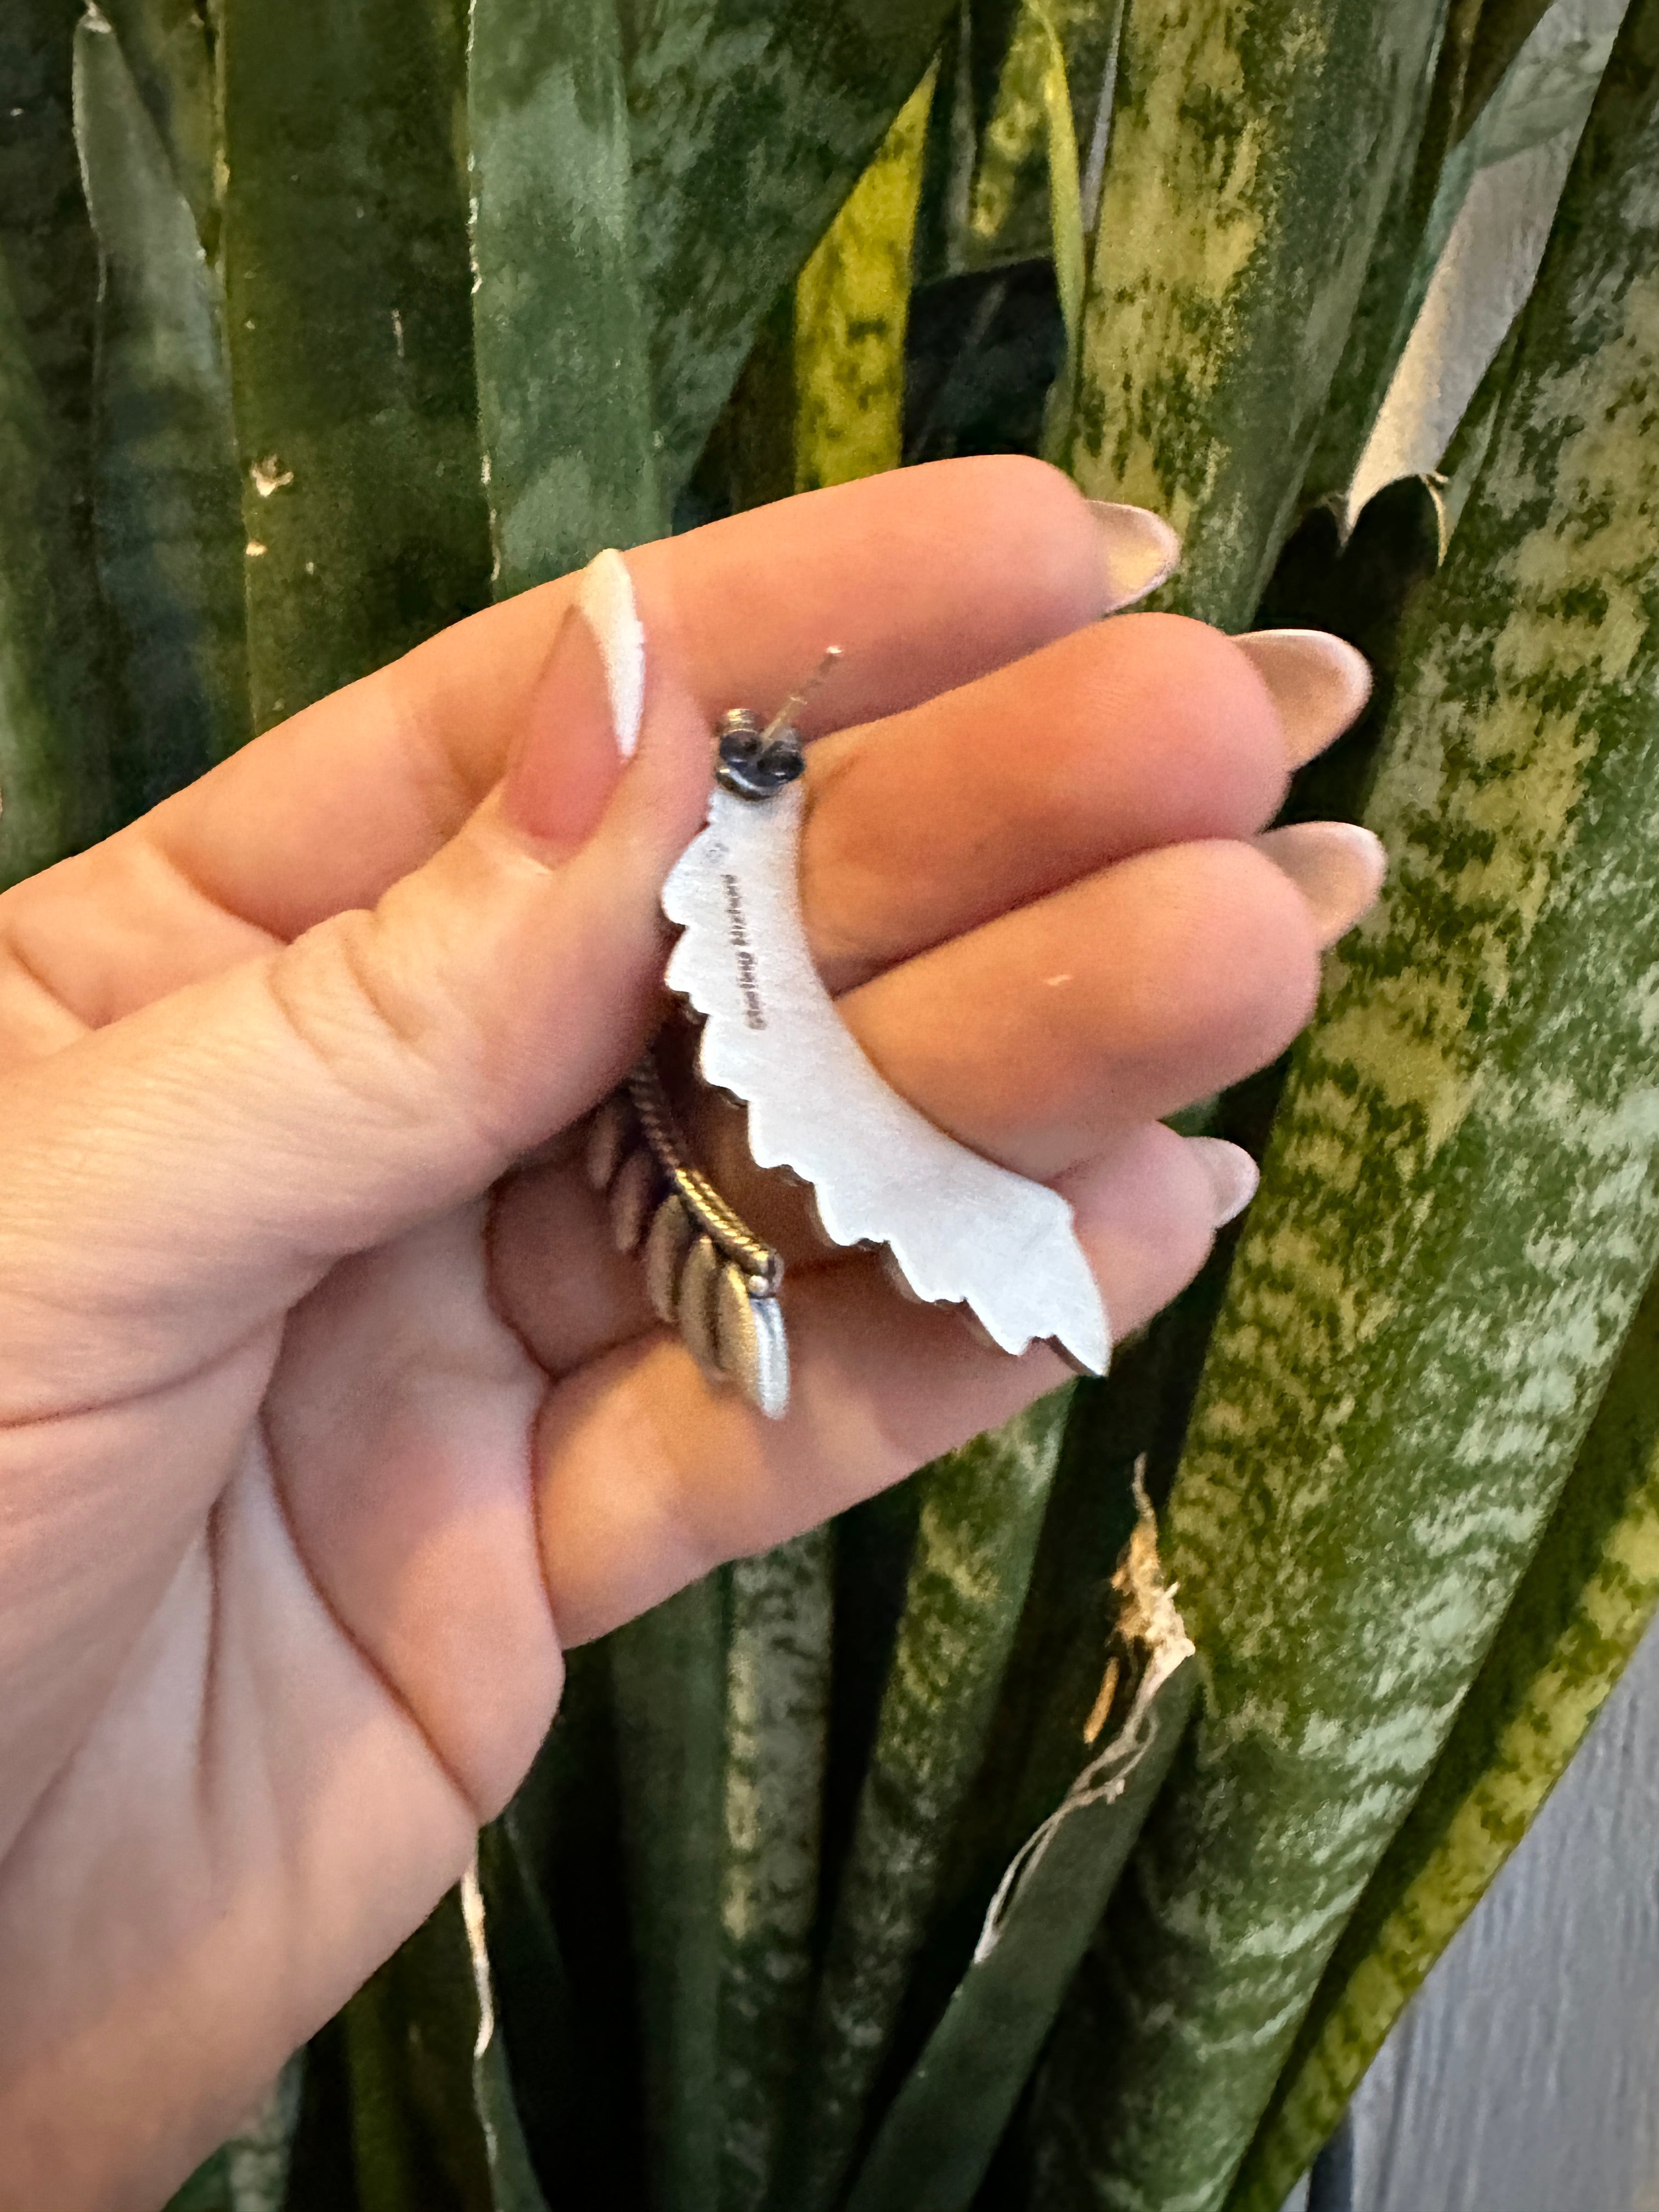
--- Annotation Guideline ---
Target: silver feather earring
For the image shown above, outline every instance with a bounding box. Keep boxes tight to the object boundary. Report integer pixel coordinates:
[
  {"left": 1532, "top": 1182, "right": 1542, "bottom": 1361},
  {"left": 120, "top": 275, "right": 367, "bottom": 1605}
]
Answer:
[{"left": 585, "top": 642, "right": 1111, "bottom": 1420}]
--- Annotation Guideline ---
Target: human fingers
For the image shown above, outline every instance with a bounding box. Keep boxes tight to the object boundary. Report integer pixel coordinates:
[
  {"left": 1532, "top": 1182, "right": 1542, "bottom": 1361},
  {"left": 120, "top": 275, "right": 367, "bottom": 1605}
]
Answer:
[
  {"left": 529, "top": 1121, "right": 1232, "bottom": 1644},
  {"left": 0, "top": 566, "right": 707, "bottom": 1426},
  {"left": 0, "top": 460, "right": 1170, "bottom": 1032},
  {"left": 799, "top": 613, "right": 1370, "bottom": 992},
  {"left": 828, "top": 832, "right": 1383, "bottom": 1180}
]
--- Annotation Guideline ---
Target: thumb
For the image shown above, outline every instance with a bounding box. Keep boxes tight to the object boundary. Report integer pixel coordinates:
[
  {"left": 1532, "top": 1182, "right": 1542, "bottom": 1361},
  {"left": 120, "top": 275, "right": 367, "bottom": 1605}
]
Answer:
[{"left": 0, "top": 556, "right": 710, "bottom": 1411}]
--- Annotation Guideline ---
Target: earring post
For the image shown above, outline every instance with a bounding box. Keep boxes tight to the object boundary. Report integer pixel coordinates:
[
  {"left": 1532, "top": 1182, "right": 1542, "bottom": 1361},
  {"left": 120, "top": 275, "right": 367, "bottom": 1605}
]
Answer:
[{"left": 758, "top": 645, "right": 843, "bottom": 747}]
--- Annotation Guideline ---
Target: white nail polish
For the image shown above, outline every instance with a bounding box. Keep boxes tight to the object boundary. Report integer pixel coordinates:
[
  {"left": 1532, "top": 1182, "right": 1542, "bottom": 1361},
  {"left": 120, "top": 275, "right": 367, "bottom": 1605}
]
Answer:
[
  {"left": 1234, "top": 629, "right": 1373, "bottom": 768},
  {"left": 1254, "top": 820, "right": 1388, "bottom": 946},
  {"left": 1185, "top": 1137, "right": 1260, "bottom": 1226},
  {"left": 576, "top": 548, "right": 646, "bottom": 760},
  {"left": 1087, "top": 500, "right": 1183, "bottom": 608}
]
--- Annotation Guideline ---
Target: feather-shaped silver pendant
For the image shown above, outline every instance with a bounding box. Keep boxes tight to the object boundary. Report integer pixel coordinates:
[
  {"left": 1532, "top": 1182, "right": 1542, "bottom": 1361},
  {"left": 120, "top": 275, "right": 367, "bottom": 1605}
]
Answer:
[
  {"left": 646, "top": 709, "right": 1111, "bottom": 1401},
  {"left": 584, "top": 1057, "right": 791, "bottom": 1420}
]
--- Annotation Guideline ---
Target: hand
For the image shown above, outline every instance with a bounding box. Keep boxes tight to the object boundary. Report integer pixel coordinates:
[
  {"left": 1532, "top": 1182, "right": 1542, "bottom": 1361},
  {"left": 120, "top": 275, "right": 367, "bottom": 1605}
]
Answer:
[{"left": 0, "top": 458, "right": 1376, "bottom": 2208}]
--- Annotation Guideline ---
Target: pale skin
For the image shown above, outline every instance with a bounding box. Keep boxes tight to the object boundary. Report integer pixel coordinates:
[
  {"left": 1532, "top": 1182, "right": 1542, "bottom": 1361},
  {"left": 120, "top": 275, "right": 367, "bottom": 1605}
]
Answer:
[{"left": 0, "top": 459, "right": 1379, "bottom": 2209}]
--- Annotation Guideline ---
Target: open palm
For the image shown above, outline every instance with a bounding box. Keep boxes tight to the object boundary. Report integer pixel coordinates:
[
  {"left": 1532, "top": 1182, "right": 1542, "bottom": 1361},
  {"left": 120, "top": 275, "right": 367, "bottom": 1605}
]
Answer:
[{"left": 0, "top": 461, "right": 1374, "bottom": 2210}]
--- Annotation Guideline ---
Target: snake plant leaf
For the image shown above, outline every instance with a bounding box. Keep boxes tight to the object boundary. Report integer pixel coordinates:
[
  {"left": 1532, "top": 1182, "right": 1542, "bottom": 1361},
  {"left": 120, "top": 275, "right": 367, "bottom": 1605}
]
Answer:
[
  {"left": 622, "top": 0, "right": 956, "bottom": 499},
  {"left": 1456, "top": 0, "right": 1561, "bottom": 137},
  {"left": 1308, "top": 0, "right": 1628, "bottom": 508},
  {"left": 969, "top": 0, "right": 1124, "bottom": 270},
  {"left": 469, "top": 0, "right": 662, "bottom": 595},
  {"left": 1298, "top": 0, "right": 1467, "bottom": 510},
  {"left": 771, "top": 1391, "right": 1071, "bottom": 2212},
  {"left": 843, "top": 1502, "right": 1197, "bottom": 2212},
  {"left": 1229, "top": 1263, "right": 1659, "bottom": 2209},
  {"left": 1067, "top": 0, "right": 1444, "bottom": 629},
  {"left": 98, "top": 0, "right": 216, "bottom": 246},
  {"left": 74, "top": 9, "right": 246, "bottom": 812},
  {"left": 165, "top": 2152, "right": 234, "bottom": 2212},
  {"left": 0, "top": 0, "right": 118, "bottom": 862},
  {"left": 795, "top": 66, "right": 936, "bottom": 493},
  {"left": 324, "top": 1878, "right": 548, "bottom": 2212},
  {"left": 1031, "top": 8, "right": 1659, "bottom": 2204},
  {"left": 219, "top": 0, "right": 489, "bottom": 728},
  {"left": 609, "top": 1572, "right": 731, "bottom": 2212},
  {"left": 488, "top": 1640, "right": 648, "bottom": 2205},
  {"left": 964, "top": 0, "right": 1122, "bottom": 271},
  {"left": 473, "top": 1814, "right": 595, "bottom": 2202},
  {"left": 1, "top": 0, "right": 99, "bottom": 456},
  {"left": 719, "top": 1531, "right": 834, "bottom": 2212},
  {"left": 0, "top": 256, "right": 92, "bottom": 884},
  {"left": 165, "top": 2055, "right": 304, "bottom": 2212}
]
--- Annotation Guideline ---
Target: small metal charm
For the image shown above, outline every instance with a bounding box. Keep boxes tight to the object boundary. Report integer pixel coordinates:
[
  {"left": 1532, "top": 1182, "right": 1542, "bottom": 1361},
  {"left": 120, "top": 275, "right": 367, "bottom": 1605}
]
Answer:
[
  {"left": 586, "top": 1055, "right": 789, "bottom": 1420},
  {"left": 596, "top": 648, "right": 1110, "bottom": 1420}
]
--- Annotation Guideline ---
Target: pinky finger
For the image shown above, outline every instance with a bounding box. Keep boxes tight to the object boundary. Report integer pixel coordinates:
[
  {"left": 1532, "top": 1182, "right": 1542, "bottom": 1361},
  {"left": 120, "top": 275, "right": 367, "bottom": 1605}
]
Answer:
[{"left": 534, "top": 1121, "right": 1243, "bottom": 1644}]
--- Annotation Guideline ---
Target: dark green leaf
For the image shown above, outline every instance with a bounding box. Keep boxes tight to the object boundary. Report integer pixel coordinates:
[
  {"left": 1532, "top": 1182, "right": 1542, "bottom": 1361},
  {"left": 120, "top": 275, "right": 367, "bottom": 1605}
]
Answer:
[
  {"left": 719, "top": 1532, "right": 834, "bottom": 2212},
  {"left": 845, "top": 1662, "right": 1196, "bottom": 2212},
  {"left": 0, "top": 255, "right": 95, "bottom": 883},
  {"left": 331, "top": 1880, "right": 548, "bottom": 2212},
  {"left": 1457, "top": 0, "right": 1560, "bottom": 136},
  {"left": 163, "top": 2149, "right": 234, "bottom": 2212},
  {"left": 1068, "top": 0, "right": 1444, "bottom": 627},
  {"left": 469, "top": 0, "right": 662, "bottom": 593},
  {"left": 219, "top": 0, "right": 490, "bottom": 726},
  {"left": 623, "top": 0, "right": 956, "bottom": 497},
  {"left": 1032, "top": 10, "right": 1659, "bottom": 2203},
  {"left": 610, "top": 1572, "right": 730, "bottom": 2212},
  {"left": 1232, "top": 1262, "right": 1659, "bottom": 2207},
  {"left": 0, "top": 0, "right": 119, "bottom": 861},
  {"left": 99, "top": 0, "right": 217, "bottom": 244},
  {"left": 75, "top": 9, "right": 247, "bottom": 811},
  {"left": 773, "top": 1393, "right": 1070, "bottom": 2212}
]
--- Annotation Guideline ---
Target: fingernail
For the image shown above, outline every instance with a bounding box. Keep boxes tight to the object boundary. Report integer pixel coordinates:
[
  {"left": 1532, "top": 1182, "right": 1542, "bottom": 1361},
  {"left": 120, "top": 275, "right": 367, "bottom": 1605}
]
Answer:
[
  {"left": 503, "top": 550, "right": 644, "bottom": 852},
  {"left": 1088, "top": 500, "right": 1182, "bottom": 608},
  {"left": 579, "top": 548, "right": 646, "bottom": 761},
  {"left": 1185, "top": 1136, "right": 1260, "bottom": 1226},
  {"left": 1234, "top": 629, "right": 1373, "bottom": 768},
  {"left": 1254, "top": 820, "right": 1387, "bottom": 946}
]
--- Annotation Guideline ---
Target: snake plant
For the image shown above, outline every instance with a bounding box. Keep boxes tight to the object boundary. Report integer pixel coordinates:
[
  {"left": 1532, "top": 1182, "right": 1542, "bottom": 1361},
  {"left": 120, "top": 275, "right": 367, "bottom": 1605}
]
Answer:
[{"left": 4, "top": 1, "right": 1657, "bottom": 2208}]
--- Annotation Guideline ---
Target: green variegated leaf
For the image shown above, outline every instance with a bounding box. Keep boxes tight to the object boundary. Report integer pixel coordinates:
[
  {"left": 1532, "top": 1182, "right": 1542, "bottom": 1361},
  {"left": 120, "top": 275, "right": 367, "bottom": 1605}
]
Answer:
[
  {"left": 1, "top": 1, "right": 99, "bottom": 464},
  {"left": 623, "top": 0, "right": 955, "bottom": 498},
  {"left": 165, "top": 2151, "right": 233, "bottom": 2212},
  {"left": 795, "top": 66, "right": 935, "bottom": 492},
  {"left": 309, "top": 1878, "right": 547, "bottom": 2212},
  {"left": 610, "top": 1573, "right": 730, "bottom": 2212},
  {"left": 0, "top": 253, "right": 88, "bottom": 884},
  {"left": 0, "top": 0, "right": 117, "bottom": 863},
  {"left": 1031, "top": 10, "right": 1659, "bottom": 2206},
  {"left": 1308, "top": 0, "right": 1628, "bottom": 506},
  {"left": 99, "top": 0, "right": 217, "bottom": 243},
  {"left": 772, "top": 1393, "right": 1071, "bottom": 2212},
  {"left": 469, "top": 0, "right": 662, "bottom": 594},
  {"left": 75, "top": 9, "right": 246, "bottom": 811},
  {"left": 964, "top": 0, "right": 1122, "bottom": 270},
  {"left": 1229, "top": 1260, "right": 1659, "bottom": 2204},
  {"left": 219, "top": 0, "right": 489, "bottom": 726},
  {"left": 719, "top": 1531, "right": 833, "bottom": 2212},
  {"left": 1457, "top": 0, "right": 1562, "bottom": 137},
  {"left": 844, "top": 1497, "right": 1196, "bottom": 2212},
  {"left": 1068, "top": 0, "right": 1444, "bottom": 628}
]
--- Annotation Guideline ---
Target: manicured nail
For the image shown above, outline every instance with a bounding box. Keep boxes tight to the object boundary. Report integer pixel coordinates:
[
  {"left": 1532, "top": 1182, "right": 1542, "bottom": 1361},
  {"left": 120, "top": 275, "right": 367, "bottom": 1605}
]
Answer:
[
  {"left": 1234, "top": 629, "right": 1373, "bottom": 768},
  {"left": 578, "top": 547, "right": 645, "bottom": 760},
  {"left": 1088, "top": 500, "right": 1182, "bottom": 608},
  {"left": 1186, "top": 1137, "right": 1260, "bottom": 1226},
  {"left": 1254, "top": 820, "right": 1387, "bottom": 946},
  {"left": 503, "top": 550, "right": 645, "bottom": 851}
]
